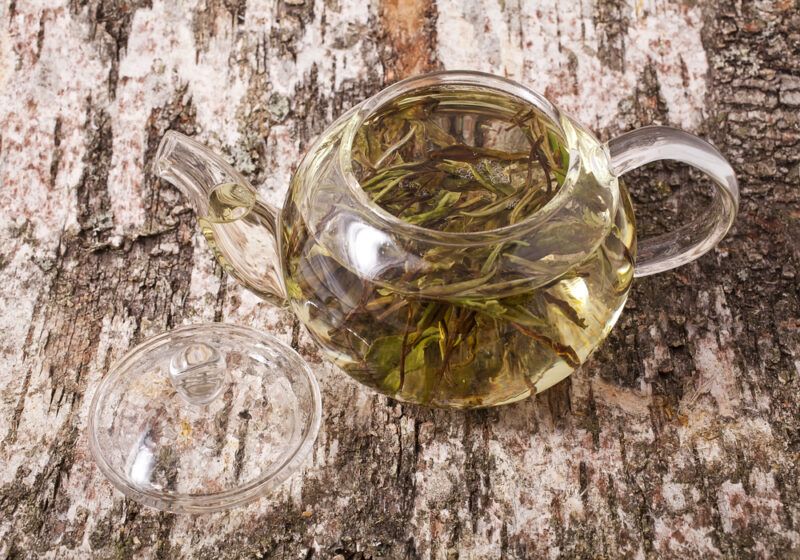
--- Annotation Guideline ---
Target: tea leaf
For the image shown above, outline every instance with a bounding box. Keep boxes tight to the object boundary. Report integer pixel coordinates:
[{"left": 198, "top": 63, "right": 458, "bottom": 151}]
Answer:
[
  {"left": 429, "top": 144, "right": 530, "bottom": 162},
  {"left": 365, "top": 334, "right": 404, "bottom": 376},
  {"left": 543, "top": 292, "right": 587, "bottom": 329},
  {"left": 374, "top": 124, "right": 417, "bottom": 168},
  {"left": 510, "top": 322, "right": 580, "bottom": 367},
  {"left": 415, "top": 267, "right": 497, "bottom": 297},
  {"left": 403, "top": 191, "right": 462, "bottom": 225}
]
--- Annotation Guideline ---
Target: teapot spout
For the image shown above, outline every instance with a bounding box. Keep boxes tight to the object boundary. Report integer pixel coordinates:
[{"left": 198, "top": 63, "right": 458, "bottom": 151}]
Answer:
[{"left": 154, "top": 131, "right": 287, "bottom": 306}]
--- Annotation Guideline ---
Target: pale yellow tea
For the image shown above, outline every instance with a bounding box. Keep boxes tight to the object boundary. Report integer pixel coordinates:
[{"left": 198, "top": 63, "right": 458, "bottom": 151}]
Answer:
[{"left": 280, "top": 85, "right": 635, "bottom": 407}]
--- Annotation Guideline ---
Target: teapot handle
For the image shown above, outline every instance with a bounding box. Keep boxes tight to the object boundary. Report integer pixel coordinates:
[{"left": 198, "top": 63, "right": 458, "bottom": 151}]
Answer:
[{"left": 607, "top": 126, "right": 739, "bottom": 277}]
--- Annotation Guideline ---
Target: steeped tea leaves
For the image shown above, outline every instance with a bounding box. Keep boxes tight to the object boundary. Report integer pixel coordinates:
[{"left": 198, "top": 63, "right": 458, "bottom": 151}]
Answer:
[{"left": 281, "top": 84, "right": 636, "bottom": 407}]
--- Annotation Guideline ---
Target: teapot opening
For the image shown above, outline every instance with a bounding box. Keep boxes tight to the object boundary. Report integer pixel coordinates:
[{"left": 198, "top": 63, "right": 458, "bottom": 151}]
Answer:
[
  {"left": 337, "top": 70, "right": 582, "bottom": 247},
  {"left": 286, "top": 71, "right": 618, "bottom": 301}
]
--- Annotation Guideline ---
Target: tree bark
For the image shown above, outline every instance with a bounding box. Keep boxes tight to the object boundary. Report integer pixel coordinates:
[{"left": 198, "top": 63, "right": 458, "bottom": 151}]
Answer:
[{"left": 0, "top": 1, "right": 798, "bottom": 558}]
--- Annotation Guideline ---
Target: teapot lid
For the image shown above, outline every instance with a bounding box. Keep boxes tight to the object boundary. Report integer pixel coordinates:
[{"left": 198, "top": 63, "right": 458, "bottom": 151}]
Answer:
[{"left": 88, "top": 323, "right": 321, "bottom": 514}]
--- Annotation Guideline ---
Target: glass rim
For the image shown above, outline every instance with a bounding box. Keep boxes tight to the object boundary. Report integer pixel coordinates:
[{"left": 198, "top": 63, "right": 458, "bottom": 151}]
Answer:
[{"left": 337, "top": 70, "right": 583, "bottom": 247}]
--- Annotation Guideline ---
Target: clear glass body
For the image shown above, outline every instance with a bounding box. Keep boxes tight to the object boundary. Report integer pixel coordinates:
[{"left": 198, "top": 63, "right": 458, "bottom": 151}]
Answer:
[
  {"left": 154, "top": 71, "right": 738, "bottom": 409},
  {"left": 281, "top": 80, "right": 635, "bottom": 407}
]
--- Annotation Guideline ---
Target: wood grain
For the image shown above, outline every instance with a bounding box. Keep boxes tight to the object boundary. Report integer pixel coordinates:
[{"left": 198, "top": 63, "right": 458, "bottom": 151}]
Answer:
[{"left": 0, "top": 1, "right": 798, "bottom": 558}]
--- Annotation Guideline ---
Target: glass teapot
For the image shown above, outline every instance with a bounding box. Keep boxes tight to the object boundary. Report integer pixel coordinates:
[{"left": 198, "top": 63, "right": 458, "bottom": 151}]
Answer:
[{"left": 154, "top": 71, "right": 738, "bottom": 409}]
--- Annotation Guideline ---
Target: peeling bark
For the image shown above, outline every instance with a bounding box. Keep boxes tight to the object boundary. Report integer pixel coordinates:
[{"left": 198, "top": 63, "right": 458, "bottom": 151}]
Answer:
[
  {"left": 379, "top": 0, "right": 440, "bottom": 81},
  {"left": 0, "top": 1, "right": 799, "bottom": 559}
]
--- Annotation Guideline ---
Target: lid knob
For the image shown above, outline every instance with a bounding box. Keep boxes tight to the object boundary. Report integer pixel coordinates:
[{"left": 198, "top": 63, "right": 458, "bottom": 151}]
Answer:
[{"left": 168, "top": 342, "right": 227, "bottom": 405}]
